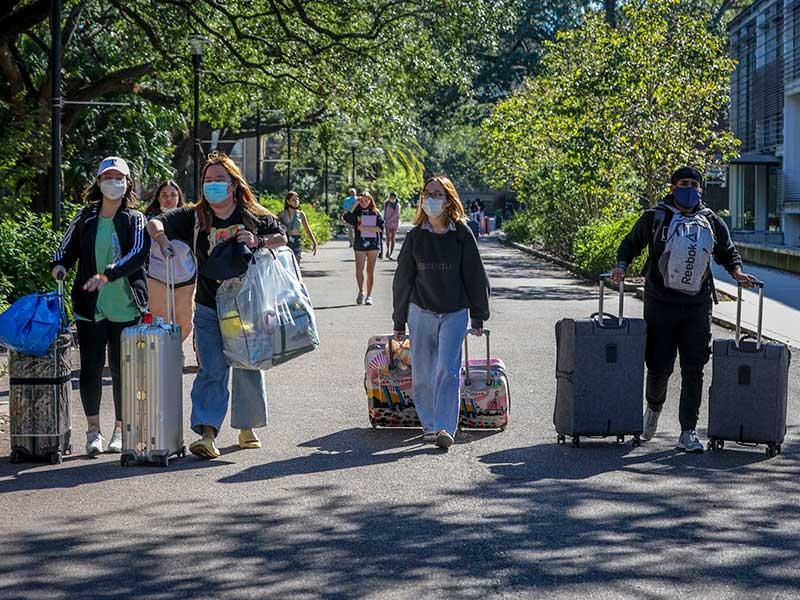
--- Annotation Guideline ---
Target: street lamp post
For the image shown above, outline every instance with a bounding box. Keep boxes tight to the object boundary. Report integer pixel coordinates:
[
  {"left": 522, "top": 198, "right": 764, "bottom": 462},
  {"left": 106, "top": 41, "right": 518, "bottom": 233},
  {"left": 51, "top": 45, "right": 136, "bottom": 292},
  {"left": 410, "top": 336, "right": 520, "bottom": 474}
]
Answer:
[
  {"left": 51, "top": 0, "right": 62, "bottom": 230},
  {"left": 323, "top": 146, "right": 329, "bottom": 214},
  {"left": 349, "top": 138, "right": 359, "bottom": 188},
  {"left": 286, "top": 126, "right": 292, "bottom": 190},
  {"left": 255, "top": 108, "right": 261, "bottom": 195},
  {"left": 190, "top": 35, "right": 207, "bottom": 200}
]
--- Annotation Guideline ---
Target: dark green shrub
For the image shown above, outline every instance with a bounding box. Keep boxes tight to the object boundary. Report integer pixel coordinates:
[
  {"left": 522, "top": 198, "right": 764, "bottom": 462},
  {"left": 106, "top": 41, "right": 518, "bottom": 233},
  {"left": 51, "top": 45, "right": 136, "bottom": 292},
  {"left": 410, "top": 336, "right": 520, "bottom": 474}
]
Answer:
[{"left": 573, "top": 212, "right": 648, "bottom": 279}]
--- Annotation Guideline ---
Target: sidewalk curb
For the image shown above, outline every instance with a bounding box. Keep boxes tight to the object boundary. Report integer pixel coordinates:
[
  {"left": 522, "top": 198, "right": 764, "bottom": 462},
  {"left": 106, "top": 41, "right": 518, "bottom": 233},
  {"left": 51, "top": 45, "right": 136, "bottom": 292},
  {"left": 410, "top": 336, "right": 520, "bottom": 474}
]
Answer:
[{"left": 501, "top": 232, "right": 787, "bottom": 345}]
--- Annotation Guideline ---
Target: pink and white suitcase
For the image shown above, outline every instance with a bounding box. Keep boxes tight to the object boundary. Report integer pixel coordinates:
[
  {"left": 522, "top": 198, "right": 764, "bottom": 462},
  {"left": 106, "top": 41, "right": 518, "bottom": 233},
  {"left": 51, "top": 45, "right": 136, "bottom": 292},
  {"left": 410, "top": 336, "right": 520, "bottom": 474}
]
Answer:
[{"left": 460, "top": 329, "right": 510, "bottom": 430}]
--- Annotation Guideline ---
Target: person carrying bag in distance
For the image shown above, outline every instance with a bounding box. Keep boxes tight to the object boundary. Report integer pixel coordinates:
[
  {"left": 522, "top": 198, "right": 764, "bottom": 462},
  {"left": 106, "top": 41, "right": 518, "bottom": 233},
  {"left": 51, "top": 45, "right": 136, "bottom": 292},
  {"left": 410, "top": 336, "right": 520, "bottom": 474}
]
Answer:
[
  {"left": 392, "top": 175, "right": 490, "bottom": 449},
  {"left": 612, "top": 166, "right": 756, "bottom": 453},
  {"left": 148, "top": 151, "right": 287, "bottom": 459}
]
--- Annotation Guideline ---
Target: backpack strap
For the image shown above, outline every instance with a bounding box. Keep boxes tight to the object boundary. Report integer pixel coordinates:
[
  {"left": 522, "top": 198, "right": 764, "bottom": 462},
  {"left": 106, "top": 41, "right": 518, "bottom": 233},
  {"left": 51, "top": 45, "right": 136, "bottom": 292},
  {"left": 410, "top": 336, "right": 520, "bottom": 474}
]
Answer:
[{"left": 651, "top": 205, "right": 668, "bottom": 246}]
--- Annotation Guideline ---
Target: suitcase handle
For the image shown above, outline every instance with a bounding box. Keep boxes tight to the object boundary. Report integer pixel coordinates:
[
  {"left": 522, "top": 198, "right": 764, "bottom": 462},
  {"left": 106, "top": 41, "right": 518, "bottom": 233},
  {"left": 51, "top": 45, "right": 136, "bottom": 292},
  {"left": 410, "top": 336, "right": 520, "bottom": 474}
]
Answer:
[
  {"left": 597, "top": 273, "right": 624, "bottom": 328},
  {"left": 164, "top": 255, "right": 178, "bottom": 330},
  {"left": 463, "top": 329, "right": 492, "bottom": 387},
  {"left": 735, "top": 280, "right": 764, "bottom": 350}
]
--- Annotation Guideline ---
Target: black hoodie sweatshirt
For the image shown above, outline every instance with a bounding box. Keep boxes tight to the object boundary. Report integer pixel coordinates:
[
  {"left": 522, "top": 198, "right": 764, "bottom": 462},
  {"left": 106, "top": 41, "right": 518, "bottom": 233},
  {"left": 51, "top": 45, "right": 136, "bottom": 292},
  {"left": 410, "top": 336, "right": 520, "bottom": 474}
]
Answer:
[
  {"left": 392, "top": 221, "right": 490, "bottom": 331},
  {"left": 616, "top": 195, "right": 742, "bottom": 305}
]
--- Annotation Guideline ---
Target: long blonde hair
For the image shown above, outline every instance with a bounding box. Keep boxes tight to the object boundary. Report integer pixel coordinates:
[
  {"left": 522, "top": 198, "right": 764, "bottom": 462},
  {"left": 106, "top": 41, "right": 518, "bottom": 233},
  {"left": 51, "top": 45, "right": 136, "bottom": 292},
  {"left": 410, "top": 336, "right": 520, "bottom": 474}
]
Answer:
[
  {"left": 197, "top": 150, "right": 273, "bottom": 232},
  {"left": 412, "top": 175, "right": 466, "bottom": 227}
]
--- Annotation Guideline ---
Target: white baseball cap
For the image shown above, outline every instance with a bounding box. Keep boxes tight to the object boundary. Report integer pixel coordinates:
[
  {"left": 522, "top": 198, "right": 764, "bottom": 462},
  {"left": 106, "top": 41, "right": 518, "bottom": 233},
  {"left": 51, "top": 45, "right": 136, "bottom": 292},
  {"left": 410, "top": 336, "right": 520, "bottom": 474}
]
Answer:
[{"left": 97, "top": 156, "right": 130, "bottom": 177}]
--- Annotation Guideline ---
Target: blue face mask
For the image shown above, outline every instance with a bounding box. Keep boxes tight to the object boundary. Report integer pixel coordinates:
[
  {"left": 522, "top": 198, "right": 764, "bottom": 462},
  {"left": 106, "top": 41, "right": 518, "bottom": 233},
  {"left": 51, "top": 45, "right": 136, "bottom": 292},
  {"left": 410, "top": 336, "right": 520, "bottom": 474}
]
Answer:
[
  {"left": 203, "top": 182, "right": 230, "bottom": 205},
  {"left": 673, "top": 186, "right": 701, "bottom": 209}
]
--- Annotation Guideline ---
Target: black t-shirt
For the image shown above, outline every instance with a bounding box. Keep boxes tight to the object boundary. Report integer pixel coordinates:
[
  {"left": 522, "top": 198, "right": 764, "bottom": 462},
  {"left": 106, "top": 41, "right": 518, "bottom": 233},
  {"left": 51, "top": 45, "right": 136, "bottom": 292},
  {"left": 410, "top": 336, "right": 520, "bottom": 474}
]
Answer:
[
  {"left": 344, "top": 206, "right": 384, "bottom": 252},
  {"left": 157, "top": 206, "right": 285, "bottom": 309}
]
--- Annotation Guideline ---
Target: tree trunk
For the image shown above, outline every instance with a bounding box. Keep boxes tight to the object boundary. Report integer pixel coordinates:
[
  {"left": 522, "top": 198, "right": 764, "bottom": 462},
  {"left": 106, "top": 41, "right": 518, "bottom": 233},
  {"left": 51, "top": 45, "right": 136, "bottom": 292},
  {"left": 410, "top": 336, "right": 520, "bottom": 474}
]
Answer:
[{"left": 605, "top": 0, "right": 617, "bottom": 27}]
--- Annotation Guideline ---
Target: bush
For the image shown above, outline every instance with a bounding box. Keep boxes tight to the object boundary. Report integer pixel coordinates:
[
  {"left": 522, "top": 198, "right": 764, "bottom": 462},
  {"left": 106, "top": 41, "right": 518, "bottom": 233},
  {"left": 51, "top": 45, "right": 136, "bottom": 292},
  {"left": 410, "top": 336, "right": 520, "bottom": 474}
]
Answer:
[
  {"left": 259, "top": 197, "right": 333, "bottom": 250},
  {"left": 0, "top": 210, "right": 76, "bottom": 314},
  {"left": 501, "top": 213, "right": 538, "bottom": 246},
  {"left": 573, "top": 212, "right": 648, "bottom": 279}
]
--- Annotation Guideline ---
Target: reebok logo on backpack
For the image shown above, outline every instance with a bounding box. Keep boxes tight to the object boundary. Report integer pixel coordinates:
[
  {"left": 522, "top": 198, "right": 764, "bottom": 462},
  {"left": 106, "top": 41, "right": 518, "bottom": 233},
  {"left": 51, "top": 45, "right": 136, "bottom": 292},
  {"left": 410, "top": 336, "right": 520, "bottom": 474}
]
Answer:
[{"left": 654, "top": 205, "right": 715, "bottom": 295}]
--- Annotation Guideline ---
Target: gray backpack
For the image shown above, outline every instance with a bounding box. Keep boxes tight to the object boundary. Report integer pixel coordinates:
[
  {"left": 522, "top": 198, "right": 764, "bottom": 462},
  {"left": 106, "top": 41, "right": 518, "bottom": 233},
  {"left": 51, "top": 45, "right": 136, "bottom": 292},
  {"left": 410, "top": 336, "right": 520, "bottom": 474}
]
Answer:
[{"left": 653, "top": 204, "right": 715, "bottom": 295}]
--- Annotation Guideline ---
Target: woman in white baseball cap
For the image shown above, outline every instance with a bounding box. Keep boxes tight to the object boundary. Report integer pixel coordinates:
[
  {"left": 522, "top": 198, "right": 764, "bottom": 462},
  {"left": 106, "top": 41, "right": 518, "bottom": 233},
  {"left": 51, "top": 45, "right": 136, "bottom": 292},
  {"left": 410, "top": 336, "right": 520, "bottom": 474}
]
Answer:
[{"left": 50, "top": 156, "right": 150, "bottom": 456}]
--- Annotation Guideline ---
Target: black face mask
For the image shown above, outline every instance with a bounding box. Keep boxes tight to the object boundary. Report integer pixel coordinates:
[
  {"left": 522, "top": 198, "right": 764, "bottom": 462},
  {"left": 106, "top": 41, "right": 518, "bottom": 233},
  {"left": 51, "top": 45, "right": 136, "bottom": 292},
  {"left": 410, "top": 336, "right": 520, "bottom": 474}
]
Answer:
[{"left": 202, "top": 237, "right": 253, "bottom": 281}]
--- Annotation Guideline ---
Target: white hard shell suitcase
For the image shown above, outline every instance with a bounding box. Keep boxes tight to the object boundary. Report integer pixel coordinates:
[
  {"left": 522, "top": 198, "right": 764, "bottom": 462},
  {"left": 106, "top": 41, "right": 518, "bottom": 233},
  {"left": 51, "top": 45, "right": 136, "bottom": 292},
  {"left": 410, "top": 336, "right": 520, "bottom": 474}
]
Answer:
[{"left": 120, "top": 258, "right": 185, "bottom": 466}]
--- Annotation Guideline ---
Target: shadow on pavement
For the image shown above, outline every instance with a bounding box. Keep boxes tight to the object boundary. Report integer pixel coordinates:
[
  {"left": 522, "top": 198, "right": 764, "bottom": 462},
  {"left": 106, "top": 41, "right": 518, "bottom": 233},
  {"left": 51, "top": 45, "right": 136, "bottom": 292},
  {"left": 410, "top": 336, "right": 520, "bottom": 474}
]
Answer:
[
  {"left": 2, "top": 445, "right": 799, "bottom": 598},
  {"left": 0, "top": 454, "right": 233, "bottom": 493},
  {"left": 491, "top": 285, "right": 596, "bottom": 302}
]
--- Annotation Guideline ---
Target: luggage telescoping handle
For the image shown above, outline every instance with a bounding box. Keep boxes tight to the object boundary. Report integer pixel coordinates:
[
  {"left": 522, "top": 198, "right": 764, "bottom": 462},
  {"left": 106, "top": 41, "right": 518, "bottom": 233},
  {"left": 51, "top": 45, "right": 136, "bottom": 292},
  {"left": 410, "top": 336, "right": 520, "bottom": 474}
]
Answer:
[
  {"left": 735, "top": 279, "right": 765, "bottom": 350},
  {"left": 463, "top": 328, "right": 492, "bottom": 387},
  {"left": 597, "top": 273, "right": 624, "bottom": 327},
  {"left": 165, "top": 254, "right": 177, "bottom": 329}
]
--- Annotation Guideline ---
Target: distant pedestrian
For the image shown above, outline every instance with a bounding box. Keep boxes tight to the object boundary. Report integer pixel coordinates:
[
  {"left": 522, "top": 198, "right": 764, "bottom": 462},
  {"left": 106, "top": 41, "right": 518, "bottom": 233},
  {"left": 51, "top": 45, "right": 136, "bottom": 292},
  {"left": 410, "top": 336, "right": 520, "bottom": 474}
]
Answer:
[
  {"left": 392, "top": 175, "right": 490, "bottom": 449},
  {"left": 383, "top": 192, "right": 401, "bottom": 260},
  {"left": 51, "top": 156, "right": 150, "bottom": 456},
  {"left": 144, "top": 180, "right": 196, "bottom": 341},
  {"left": 147, "top": 151, "right": 287, "bottom": 459},
  {"left": 342, "top": 188, "right": 358, "bottom": 248},
  {"left": 344, "top": 191, "right": 383, "bottom": 306},
  {"left": 612, "top": 166, "right": 756, "bottom": 453},
  {"left": 278, "top": 190, "right": 318, "bottom": 264}
]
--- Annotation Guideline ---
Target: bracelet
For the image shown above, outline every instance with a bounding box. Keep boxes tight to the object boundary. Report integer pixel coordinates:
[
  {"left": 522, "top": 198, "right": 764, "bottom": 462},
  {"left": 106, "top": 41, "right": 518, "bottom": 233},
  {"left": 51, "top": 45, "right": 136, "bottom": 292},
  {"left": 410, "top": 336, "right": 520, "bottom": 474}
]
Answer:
[{"left": 154, "top": 231, "right": 166, "bottom": 241}]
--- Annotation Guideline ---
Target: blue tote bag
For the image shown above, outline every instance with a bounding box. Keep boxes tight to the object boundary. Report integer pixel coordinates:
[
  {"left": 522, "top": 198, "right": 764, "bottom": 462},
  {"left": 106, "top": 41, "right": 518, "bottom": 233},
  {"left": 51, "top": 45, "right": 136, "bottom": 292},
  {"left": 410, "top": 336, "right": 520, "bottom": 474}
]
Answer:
[{"left": 0, "top": 290, "right": 64, "bottom": 357}]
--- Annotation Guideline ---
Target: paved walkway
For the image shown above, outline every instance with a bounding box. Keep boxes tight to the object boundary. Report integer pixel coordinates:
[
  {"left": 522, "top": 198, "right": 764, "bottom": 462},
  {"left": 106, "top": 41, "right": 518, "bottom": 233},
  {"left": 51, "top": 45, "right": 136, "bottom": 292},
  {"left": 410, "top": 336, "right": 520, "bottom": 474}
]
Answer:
[
  {"left": 712, "top": 261, "right": 800, "bottom": 347},
  {"left": 1, "top": 232, "right": 799, "bottom": 599}
]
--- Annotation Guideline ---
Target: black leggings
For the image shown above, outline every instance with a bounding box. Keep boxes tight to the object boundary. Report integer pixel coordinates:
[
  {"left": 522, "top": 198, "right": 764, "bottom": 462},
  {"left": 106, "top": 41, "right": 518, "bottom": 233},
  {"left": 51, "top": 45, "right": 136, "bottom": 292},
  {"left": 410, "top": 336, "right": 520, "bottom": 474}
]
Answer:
[{"left": 76, "top": 319, "right": 138, "bottom": 421}]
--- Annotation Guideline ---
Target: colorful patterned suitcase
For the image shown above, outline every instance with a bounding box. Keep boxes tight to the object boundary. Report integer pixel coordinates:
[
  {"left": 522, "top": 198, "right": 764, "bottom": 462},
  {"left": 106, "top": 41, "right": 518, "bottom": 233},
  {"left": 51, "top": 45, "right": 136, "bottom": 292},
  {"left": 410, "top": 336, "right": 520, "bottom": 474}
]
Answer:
[
  {"left": 363, "top": 331, "right": 510, "bottom": 430},
  {"left": 460, "top": 329, "right": 510, "bottom": 430},
  {"left": 364, "top": 334, "right": 419, "bottom": 427}
]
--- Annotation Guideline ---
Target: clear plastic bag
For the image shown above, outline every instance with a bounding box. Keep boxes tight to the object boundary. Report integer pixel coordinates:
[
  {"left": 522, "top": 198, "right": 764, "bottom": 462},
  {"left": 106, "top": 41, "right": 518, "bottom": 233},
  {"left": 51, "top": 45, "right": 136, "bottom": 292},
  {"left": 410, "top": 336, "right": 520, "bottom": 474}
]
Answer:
[{"left": 217, "top": 249, "right": 319, "bottom": 370}]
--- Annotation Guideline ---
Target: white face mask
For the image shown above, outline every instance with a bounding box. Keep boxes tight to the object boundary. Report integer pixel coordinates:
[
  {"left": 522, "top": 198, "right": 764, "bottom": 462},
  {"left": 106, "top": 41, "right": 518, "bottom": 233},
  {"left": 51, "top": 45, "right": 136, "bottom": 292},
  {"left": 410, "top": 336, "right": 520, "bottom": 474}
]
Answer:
[
  {"left": 100, "top": 179, "right": 127, "bottom": 200},
  {"left": 422, "top": 196, "right": 445, "bottom": 218}
]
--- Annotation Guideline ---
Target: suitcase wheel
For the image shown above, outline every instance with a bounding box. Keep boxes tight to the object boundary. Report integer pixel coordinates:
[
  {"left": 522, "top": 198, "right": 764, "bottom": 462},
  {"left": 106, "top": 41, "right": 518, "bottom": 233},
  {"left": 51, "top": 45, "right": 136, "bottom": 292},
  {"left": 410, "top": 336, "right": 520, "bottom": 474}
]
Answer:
[
  {"left": 178, "top": 446, "right": 187, "bottom": 459},
  {"left": 616, "top": 435, "right": 624, "bottom": 444},
  {"left": 10, "top": 450, "right": 21, "bottom": 464},
  {"left": 766, "top": 444, "right": 780, "bottom": 458},
  {"left": 708, "top": 439, "right": 724, "bottom": 452},
  {"left": 65, "top": 445, "right": 73, "bottom": 456},
  {"left": 159, "top": 455, "right": 169, "bottom": 467},
  {"left": 369, "top": 416, "right": 377, "bottom": 429},
  {"left": 632, "top": 434, "right": 641, "bottom": 448},
  {"left": 50, "top": 451, "right": 63, "bottom": 465},
  {"left": 120, "top": 455, "right": 129, "bottom": 467},
  {"left": 571, "top": 436, "right": 580, "bottom": 448},
  {"left": 557, "top": 434, "right": 566, "bottom": 445}
]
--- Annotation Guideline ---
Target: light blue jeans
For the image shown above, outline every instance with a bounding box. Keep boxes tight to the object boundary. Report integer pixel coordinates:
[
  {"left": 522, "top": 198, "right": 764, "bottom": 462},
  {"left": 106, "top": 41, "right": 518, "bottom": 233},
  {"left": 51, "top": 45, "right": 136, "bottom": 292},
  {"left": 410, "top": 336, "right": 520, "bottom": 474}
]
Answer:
[
  {"left": 191, "top": 304, "right": 268, "bottom": 435},
  {"left": 408, "top": 303, "right": 468, "bottom": 436}
]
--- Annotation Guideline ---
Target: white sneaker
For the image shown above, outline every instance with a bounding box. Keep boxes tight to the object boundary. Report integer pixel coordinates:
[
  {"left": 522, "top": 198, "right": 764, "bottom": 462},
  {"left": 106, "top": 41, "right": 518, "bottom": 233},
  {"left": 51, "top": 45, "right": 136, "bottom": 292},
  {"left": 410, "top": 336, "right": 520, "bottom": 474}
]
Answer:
[
  {"left": 676, "top": 430, "right": 704, "bottom": 453},
  {"left": 365, "top": 296, "right": 373, "bottom": 305},
  {"left": 641, "top": 407, "right": 661, "bottom": 442},
  {"left": 86, "top": 431, "right": 105, "bottom": 456},
  {"left": 108, "top": 430, "right": 123, "bottom": 453}
]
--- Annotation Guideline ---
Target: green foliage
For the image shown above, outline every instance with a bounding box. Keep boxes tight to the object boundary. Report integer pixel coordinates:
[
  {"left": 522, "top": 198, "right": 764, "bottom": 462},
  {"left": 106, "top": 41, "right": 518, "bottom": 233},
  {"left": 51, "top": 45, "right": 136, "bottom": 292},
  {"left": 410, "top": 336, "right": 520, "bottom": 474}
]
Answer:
[
  {"left": 500, "top": 213, "right": 540, "bottom": 247},
  {"left": 573, "top": 212, "right": 648, "bottom": 279},
  {"left": 481, "top": 0, "right": 738, "bottom": 259},
  {"left": 260, "top": 197, "right": 333, "bottom": 250},
  {"left": 0, "top": 210, "right": 76, "bottom": 312}
]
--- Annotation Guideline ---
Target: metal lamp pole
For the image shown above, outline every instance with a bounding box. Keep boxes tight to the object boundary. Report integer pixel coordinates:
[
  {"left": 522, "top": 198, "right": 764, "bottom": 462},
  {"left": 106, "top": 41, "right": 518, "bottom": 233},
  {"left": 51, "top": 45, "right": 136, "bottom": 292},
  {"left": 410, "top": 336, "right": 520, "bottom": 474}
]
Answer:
[
  {"left": 190, "top": 35, "right": 206, "bottom": 200},
  {"left": 51, "top": 0, "right": 62, "bottom": 230}
]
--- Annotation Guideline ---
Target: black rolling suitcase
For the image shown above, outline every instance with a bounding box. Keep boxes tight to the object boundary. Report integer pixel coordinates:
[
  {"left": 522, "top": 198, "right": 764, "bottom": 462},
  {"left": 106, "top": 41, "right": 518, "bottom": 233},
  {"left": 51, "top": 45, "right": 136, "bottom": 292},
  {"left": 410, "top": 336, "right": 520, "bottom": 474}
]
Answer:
[
  {"left": 708, "top": 281, "right": 791, "bottom": 457},
  {"left": 8, "top": 281, "right": 73, "bottom": 464},
  {"left": 554, "top": 274, "right": 646, "bottom": 447}
]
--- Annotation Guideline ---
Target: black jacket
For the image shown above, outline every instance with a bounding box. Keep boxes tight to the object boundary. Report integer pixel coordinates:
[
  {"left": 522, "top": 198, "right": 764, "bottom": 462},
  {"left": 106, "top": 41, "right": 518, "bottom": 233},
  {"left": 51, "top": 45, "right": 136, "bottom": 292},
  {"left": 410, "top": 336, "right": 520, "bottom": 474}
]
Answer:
[
  {"left": 51, "top": 204, "right": 150, "bottom": 320},
  {"left": 392, "top": 221, "right": 490, "bottom": 331},
  {"left": 616, "top": 195, "right": 742, "bottom": 304}
]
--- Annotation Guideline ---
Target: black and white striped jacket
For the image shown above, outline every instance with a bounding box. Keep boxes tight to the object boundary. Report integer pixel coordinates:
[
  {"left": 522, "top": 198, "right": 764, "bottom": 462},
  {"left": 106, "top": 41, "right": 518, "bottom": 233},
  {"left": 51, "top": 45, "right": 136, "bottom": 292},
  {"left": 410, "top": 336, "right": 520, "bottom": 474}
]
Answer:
[{"left": 51, "top": 204, "right": 150, "bottom": 320}]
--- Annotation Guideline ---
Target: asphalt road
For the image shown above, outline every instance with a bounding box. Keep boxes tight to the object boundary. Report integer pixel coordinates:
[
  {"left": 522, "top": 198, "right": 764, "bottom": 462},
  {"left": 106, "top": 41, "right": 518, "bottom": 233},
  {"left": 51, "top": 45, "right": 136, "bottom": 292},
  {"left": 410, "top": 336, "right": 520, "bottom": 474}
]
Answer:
[{"left": 1, "top": 231, "right": 799, "bottom": 600}]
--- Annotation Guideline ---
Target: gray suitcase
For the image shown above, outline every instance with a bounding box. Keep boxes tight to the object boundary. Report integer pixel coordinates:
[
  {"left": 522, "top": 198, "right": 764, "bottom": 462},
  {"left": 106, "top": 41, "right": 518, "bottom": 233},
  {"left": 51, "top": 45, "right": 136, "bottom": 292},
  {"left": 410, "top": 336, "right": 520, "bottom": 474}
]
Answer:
[
  {"left": 8, "top": 280, "right": 72, "bottom": 464},
  {"left": 708, "top": 281, "right": 791, "bottom": 457},
  {"left": 121, "top": 258, "right": 185, "bottom": 467},
  {"left": 554, "top": 274, "right": 646, "bottom": 447}
]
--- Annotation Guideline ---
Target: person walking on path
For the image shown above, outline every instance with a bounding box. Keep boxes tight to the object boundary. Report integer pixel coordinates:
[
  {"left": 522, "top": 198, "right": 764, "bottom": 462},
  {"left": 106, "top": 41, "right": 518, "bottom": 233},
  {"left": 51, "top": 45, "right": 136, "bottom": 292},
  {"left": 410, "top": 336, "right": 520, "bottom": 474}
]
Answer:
[
  {"left": 392, "top": 175, "right": 490, "bottom": 449},
  {"left": 147, "top": 151, "right": 287, "bottom": 459},
  {"left": 144, "top": 180, "right": 196, "bottom": 341},
  {"left": 344, "top": 191, "right": 383, "bottom": 306},
  {"left": 278, "top": 191, "right": 318, "bottom": 264},
  {"left": 612, "top": 166, "right": 757, "bottom": 453},
  {"left": 383, "top": 192, "right": 401, "bottom": 260},
  {"left": 342, "top": 188, "right": 358, "bottom": 248},
  {"left": 51, "top": 156, "right": 150, "bottom": 456}
]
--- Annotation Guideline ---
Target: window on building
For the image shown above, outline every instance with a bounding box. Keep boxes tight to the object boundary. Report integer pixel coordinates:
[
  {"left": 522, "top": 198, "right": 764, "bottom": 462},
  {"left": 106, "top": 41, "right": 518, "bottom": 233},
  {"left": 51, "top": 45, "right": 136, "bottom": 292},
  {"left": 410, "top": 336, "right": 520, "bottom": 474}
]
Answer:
[{"left": 768, "top": 166, "right": 781, "bottom": 231}]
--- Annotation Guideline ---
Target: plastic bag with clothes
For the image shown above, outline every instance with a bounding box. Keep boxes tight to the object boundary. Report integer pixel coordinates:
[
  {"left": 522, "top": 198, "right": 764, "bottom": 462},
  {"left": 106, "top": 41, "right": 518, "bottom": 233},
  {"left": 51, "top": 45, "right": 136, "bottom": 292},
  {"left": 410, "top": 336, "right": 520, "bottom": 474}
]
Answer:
[
  {"left": 217, "top": 249, "right": 319, "bottom": 370},
  {"left": 0, "top": 291, "right": 65, "bottom": 357}
]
